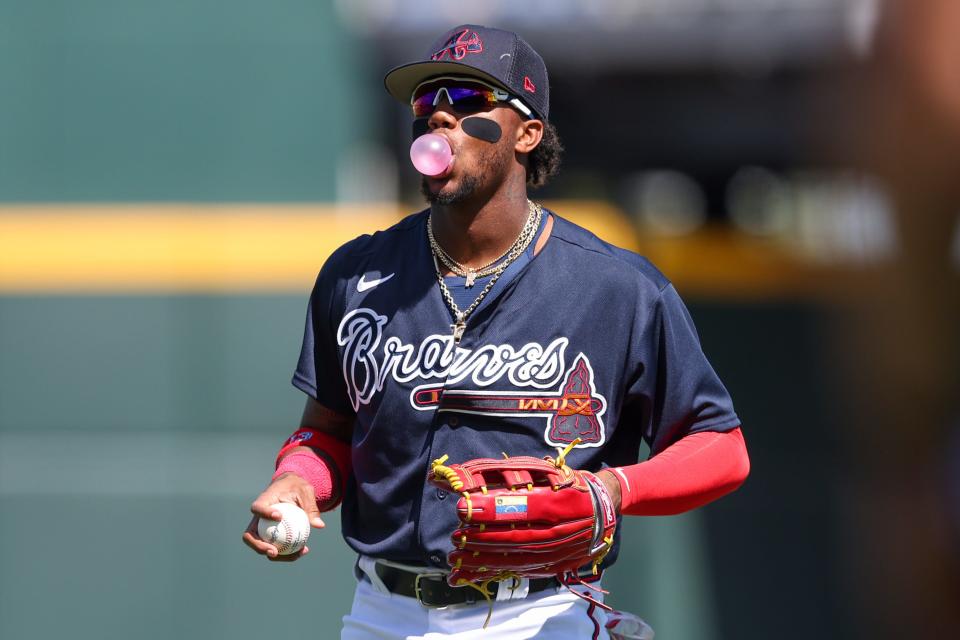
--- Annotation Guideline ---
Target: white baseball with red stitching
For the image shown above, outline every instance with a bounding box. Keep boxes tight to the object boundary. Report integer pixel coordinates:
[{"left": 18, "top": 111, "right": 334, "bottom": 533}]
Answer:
[{"left": 257, "top": 503, "right": 310, "bottom": 555}]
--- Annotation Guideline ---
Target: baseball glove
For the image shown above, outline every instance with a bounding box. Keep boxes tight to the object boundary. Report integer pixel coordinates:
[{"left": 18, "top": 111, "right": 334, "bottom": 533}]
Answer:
[{"left": 428, "top": 439, "right": 617, "bottom": 591}]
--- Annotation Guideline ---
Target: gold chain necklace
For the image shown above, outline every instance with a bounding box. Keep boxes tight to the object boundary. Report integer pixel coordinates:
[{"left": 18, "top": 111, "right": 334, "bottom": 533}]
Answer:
[
  {"left": 427, "top": 206, "right": 531, "bottom": 288},
  {"left": 428, "top": 201, "right": 542, "bottom": 343},
  {"left": 429, "top": 234, "right": 513, "bottom": 288}
]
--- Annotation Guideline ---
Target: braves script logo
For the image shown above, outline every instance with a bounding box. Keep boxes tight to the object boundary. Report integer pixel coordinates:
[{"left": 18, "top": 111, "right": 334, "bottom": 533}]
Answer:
[
  {"left": 431, "top": 29, "right": 483, "bottom": 61},
  {"left": 337, "top": 308, "right": 607, "bottom": 448}
]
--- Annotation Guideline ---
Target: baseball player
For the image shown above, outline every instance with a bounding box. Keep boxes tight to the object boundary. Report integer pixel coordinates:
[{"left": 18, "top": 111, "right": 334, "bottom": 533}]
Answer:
[{"left": 243, "top": 25, "right": 750, "bottom": 639}]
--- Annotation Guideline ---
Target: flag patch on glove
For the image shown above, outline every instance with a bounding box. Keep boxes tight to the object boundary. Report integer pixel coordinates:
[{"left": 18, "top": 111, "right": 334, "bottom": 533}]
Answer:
[{"left": 495, "top": 496, "right": 528, "bottom": 520}]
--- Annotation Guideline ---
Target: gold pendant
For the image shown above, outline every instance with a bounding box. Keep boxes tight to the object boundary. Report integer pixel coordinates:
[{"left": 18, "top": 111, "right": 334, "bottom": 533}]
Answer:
[{"left": 451, "top": 321, "right": 466, "bottom": 343}]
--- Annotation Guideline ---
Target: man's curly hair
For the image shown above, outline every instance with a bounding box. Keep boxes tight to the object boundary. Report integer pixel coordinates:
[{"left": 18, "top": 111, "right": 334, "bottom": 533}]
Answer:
[{"left": 527, "top": 121, "right": 563, "bottom": 188}]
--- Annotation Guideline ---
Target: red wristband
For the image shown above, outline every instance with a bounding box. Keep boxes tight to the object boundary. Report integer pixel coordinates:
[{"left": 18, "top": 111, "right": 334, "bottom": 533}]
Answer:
[{"left": 275, "top": 428, "right": 353, "bottom": 511}]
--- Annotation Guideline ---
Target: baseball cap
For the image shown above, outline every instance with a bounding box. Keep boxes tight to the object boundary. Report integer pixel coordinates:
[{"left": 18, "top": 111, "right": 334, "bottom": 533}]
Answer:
[{"left": 384, "top": 25, "right": 549, "bottom": 121}]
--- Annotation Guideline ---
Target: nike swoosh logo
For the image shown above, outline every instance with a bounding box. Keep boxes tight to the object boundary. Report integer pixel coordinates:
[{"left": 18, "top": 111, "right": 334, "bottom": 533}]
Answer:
[{"left": 357, "top": 272, "right": 395, "bottom": 292}]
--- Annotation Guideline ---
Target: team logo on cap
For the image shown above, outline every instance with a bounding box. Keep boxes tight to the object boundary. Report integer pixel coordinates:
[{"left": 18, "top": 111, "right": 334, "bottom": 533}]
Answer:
[{"left": 431, "top": 29, "right": 484, "bottom": 61}]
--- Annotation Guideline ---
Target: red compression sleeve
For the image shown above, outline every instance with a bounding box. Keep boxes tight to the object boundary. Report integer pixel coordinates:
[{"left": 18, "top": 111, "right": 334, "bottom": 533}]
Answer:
[
  {"left": 610, "top": 427, "right": 750, "bottom": 516},
  {"left": 274, "top": 428, "right": 352, "bottom": 512}
]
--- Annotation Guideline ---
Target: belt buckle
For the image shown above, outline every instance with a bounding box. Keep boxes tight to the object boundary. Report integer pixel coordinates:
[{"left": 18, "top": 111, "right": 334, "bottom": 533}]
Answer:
[{"left": 414, "top": 572, "right": 451, "bottom": 608}]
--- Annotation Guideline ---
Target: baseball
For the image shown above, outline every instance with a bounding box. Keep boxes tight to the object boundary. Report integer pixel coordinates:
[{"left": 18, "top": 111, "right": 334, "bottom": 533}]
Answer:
[{"left": 257, "top": 502, "right": 310, "bottom": 555}]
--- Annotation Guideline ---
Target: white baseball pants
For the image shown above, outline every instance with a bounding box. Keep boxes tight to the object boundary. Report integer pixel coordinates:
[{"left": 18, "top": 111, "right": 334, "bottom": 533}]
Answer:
[{"left": 341, "top": 561, "right": 610, "bottom": 639}]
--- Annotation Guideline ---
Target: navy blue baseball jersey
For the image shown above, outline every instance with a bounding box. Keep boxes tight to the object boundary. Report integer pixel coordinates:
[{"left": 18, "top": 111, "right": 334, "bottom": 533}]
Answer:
[{"left": 292, "top": 208, "right": 740, "bottom": 568}]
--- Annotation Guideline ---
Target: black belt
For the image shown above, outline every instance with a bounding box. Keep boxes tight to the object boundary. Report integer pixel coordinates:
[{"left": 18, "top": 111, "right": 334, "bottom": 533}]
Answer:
[{"left": 372, "top": 562, "right": 559, "bottom": 608}]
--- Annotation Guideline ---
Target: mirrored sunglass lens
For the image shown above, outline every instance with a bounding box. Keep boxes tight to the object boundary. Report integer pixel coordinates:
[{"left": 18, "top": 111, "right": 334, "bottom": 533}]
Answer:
[
  {"left": 410, "top": 85, "right": 496, "bottom": 116},
  {"left": 446, "top": 87, "right": 494, "bottom": 111},
  {"left": 412, "top": 91, "right": 438, "bottom": 116}
]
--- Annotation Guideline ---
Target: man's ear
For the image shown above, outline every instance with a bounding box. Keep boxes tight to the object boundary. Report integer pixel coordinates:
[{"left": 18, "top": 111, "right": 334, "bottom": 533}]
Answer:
[{"left": 515, "top": 119, "right": 544, "bottom": 154}]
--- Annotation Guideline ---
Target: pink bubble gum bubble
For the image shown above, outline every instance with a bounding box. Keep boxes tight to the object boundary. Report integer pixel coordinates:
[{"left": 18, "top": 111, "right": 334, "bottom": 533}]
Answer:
[{"left": 410, "top": 133, "right": 453, "bottom": 177}]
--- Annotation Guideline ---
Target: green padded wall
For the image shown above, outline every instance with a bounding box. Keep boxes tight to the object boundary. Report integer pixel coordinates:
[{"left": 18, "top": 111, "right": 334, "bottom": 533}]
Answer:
[{"left": 0, "top": 0, "right": 374, "bottom": 201}]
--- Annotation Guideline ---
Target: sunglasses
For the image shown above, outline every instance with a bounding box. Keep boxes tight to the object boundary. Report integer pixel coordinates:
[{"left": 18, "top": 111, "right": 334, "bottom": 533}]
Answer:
[{"left": 410, "top": 76, "right": 533, "bottom": 119}]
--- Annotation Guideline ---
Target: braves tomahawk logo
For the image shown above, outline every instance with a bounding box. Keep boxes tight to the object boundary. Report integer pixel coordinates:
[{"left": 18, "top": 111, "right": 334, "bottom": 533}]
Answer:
[
  {"left": 337, "top": 308, "right": 607, "bottom": 448},
  {"left": 431, "top": 29, "right": 484, "bottom": 61},
  {"left": 412, "top": 355, "right": 607, "bottom": 448}
]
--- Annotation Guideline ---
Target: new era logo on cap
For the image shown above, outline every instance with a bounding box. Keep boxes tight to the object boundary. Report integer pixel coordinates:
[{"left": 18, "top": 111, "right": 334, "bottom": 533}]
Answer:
[{"left": 384, "top": 24, "right": 550, "bottom": 121}]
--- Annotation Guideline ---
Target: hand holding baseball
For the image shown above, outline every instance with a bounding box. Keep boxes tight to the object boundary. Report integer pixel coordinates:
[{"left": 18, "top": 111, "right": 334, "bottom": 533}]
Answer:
[
  {"left": 257, "top": 503, "right": 310, "bottom": 555},
  {"left": 242, "top": 471, "right": 326, "bottom": 562}
]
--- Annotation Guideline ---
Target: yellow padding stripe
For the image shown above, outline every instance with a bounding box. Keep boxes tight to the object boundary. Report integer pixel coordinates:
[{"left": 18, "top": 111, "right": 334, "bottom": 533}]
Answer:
[
  {"left": 0, "top": 204, "right": 403, "bottom": 293},
  {"left": 0, "top": 201, "right": 831, "bottom": 298},
  {"left": 0, "top": 201, "right": 638, "bottom": 293}
]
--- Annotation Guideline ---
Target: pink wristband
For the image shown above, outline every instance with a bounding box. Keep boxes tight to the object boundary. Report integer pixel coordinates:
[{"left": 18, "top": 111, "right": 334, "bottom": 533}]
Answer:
[
  {"left": 274, "top": 428, "right": 353, "bottom": 512},
  {"left": 274, "top": 450, "right": 340, "bottom": 512}
]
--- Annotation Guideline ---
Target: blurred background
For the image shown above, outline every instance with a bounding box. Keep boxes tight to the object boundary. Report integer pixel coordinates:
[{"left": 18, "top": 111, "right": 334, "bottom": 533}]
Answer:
[{"left": 1, "top": 1, "right": 958, "bottom": 638}]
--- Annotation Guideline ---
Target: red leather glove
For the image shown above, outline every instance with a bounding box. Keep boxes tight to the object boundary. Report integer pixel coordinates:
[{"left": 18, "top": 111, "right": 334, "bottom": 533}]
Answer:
[{"left": 428, "top": 446, "right": 617, "bottom": 587}]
